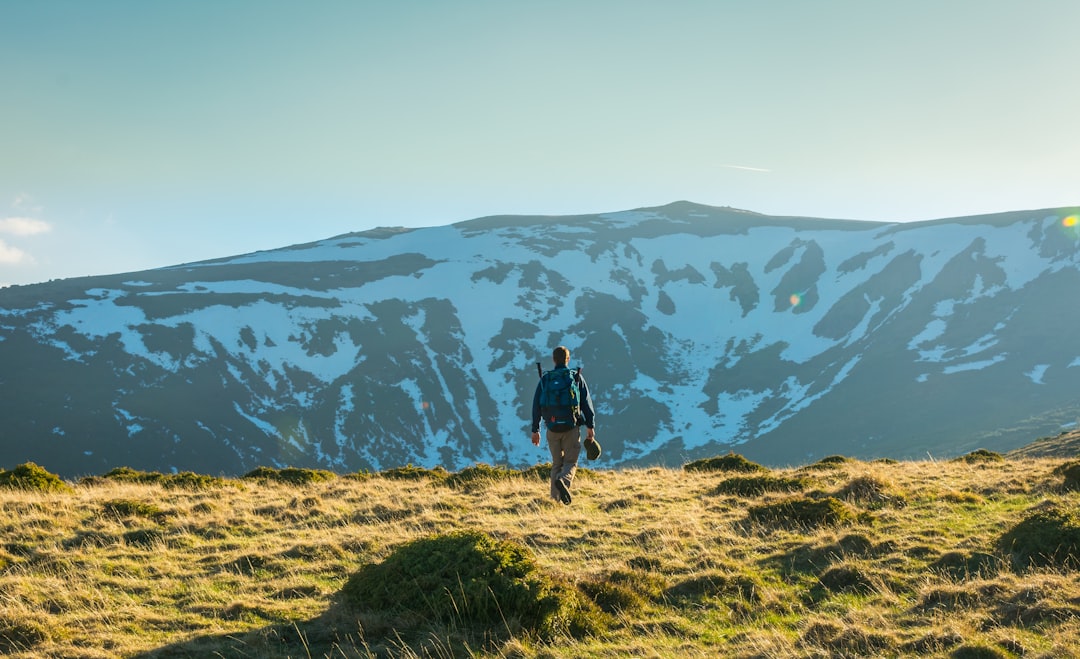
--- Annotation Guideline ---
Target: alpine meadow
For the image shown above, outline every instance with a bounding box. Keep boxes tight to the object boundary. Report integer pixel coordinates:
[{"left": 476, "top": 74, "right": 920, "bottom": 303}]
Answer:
[{"left": 1, "top": 446, "right": 1079, "bottom": 657}]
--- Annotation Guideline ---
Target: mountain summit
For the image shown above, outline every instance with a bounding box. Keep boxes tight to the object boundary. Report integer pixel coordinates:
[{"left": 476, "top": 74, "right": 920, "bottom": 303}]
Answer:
[{"left": 3, "top": 202, "right": 1079, "bottom": 477}]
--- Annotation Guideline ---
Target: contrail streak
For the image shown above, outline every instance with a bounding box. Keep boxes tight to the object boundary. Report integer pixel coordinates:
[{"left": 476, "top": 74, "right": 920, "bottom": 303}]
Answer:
[{"left": 720, "top": 164, "right": 772, "bottom": 173}]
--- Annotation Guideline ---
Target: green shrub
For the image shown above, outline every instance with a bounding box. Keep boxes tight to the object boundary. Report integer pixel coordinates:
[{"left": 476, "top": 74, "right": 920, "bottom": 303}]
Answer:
[
  {"left": 520, "top": 463, "right": 554, "bottom": 481},
  {"left": 99, "top": 466, "right": 165, "bottom": 484},
  {"left": 102, "top": 498, "right": 169, "bottom": 522},
  {"left": 998, "top": 504, "right": 1080, "bottom": 571},
  {"left": 242, "top": 467, "right": 336, "bottom": 485},
  {"left": 341, "top": 529, "right": 605, "bottom": 641},
  {"left": 0, "top": 463, "right": 71, "bottom": 493},
  {"left": 952, "top": 449, "right": 1004, "bottom": 464},
  {"left": 683, "top": 453, "right": 768, "bottom": 474},
  {"left": 95, "top": 466, "right": 225, "bottom": 489},
  {"left": 162, "top": 471, "right": 227, "bottom": 489},
  {"left": 800, "top": 455, "right": 853, "bottom": 471},
  {"left": 836, "top": 475, "right": 907, "bottom": 509},
  {"left": 748, "top": 496, "right": 858, "bottom": 529},
  {"left": 377, "top": 464, "right": 449, "bottom": 481},
  {"left": 578, "top": 570, "right": 667, "bottom": 614},
  {"left": 711, "top": 474, "right": 809, "bottom": 497},
  {"left": 445, "top": 463, "right": 521, "bottom": 489}
]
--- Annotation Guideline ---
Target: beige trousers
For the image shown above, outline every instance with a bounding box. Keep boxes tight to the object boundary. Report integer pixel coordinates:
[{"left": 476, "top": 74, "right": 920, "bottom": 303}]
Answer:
[{"left": 547, "top": 426, "right": 581, "bottom": 501}]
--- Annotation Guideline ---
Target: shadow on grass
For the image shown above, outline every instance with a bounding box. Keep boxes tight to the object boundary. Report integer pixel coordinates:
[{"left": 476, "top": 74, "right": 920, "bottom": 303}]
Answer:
[
  {"left": 134, "top": 528, "right": 607, "bottom": 658},
  {"left": 130, "top": 597, "right": 460, "bottom": 658}
]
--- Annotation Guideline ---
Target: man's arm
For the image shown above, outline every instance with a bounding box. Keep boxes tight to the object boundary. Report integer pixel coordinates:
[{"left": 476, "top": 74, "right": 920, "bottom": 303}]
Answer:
[{"left": 577, "top": 373, "right": 596, "bottom": 437}]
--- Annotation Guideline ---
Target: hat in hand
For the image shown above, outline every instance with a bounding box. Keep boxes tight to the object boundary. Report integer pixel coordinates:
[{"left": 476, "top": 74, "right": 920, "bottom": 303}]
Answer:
[{"left": 584, "top": 436, "right": 602, "bottom": 460}]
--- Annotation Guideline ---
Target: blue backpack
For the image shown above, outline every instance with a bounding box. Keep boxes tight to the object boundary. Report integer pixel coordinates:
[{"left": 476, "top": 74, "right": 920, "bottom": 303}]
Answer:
[{"left": 538, "top": 366, "right": 581, "bottom": 432}]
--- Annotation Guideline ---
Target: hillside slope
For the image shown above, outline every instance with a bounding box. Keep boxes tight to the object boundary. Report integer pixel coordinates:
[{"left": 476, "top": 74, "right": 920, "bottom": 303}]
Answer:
[{"left": 1009, "top": 428, "right": 1080, "bottom": 458}]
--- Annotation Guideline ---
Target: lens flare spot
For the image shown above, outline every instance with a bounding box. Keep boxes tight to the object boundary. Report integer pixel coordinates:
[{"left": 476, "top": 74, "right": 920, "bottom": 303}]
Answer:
[
  {"left": 1064, "top": 215, "right": 1078, "bottom": 228},
  {"left": 789, "top": 293, "right": 802, "bottom": 308}
]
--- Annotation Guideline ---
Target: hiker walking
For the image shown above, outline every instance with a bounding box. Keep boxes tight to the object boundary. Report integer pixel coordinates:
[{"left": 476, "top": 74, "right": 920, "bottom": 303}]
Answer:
[{"left": 531, "top": 345, "right": 597, "bottom": 504}]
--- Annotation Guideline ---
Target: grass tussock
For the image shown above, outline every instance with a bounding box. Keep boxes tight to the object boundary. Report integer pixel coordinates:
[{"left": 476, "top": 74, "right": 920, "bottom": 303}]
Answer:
[
  {"left": 710, "top": 473, "right": 810, "bottom": 497},
  {"left": 342, "top": 529, "right": 606, "bottom": 647},
  {"left": 683, "top": 452, "right": 768, "bottom": 473},
  {"left": 0, "top": 456, "right": 1079, "bottom": 657}
]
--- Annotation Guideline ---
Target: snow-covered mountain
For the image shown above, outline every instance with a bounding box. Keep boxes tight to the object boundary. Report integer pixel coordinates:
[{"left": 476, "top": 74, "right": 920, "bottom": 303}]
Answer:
[{"left": 3, "top": 201, "right": 1080, "bottom": 477}]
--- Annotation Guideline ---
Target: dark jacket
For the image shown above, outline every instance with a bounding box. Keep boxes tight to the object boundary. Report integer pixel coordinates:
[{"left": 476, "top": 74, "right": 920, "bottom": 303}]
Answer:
[{"left": 531, "top": 365, "right": 595, "bottom": 433}]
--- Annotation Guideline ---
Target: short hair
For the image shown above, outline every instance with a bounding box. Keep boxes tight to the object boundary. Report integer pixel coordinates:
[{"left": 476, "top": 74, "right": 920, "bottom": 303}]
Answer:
[{"left": 553, "top": 345, "right": 570, "bottom": 366}]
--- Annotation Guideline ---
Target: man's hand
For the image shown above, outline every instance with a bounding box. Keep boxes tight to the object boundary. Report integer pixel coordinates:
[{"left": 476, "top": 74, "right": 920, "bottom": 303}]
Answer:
[
  {"left": 531, "top": 431, "right": 541, "bottom": 446},
  {"left": 586, "top": 427, "right": 595, "bottom": 440}
]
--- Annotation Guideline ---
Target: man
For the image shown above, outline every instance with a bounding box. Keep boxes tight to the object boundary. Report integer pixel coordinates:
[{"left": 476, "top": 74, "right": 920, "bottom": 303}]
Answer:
[{"left": 531, "top": 345, "right": 596, "bottom": 504}]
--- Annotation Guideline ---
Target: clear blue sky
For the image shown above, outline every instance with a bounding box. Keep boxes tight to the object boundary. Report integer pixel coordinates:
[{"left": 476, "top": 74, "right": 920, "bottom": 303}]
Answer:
[{"left": 2, "top": 1, "right": 1078, "bottom": 286}]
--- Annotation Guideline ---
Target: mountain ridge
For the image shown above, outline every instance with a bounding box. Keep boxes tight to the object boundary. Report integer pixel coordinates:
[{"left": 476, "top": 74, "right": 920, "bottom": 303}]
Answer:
[{"left": 1, "top": 201, "right": 1079, "bottom": 478}]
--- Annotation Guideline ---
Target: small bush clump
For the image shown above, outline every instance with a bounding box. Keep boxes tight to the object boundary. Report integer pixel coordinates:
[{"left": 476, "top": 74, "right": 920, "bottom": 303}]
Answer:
[
  {"left": 998, "top": 504, "right": 1080, "bottom": 571},
  {"left": 341, "top": 529, "right": 605, "bottom": 641},
  {"left": 684, "top": 453, "right": 768, "bottom": 474},
  {"left": 578, "top": 569, "right": 666, "bottom": 615},
  {"left": 953, "top": 449, "right": 1005, "bottom": 464},
  {"left": 102, "top": 499, "right": 170, "bottom": 522},
  {"left": 800, "top": 455, "right": 852, "bottom": 471},
  {"left": 242, "top": 467, "right": 336, "bottom": 485},
  {"left": 445, "top": 463, "right": 522, "bottom": 489},
  {"left": 0, "top": 463, "right": 71, "bottom": 493},
  {"left": 98, "top": 466, "right": 166, "bottom": 484},
  {"left": 161, "top": 471, "right": 228, "bottom": 489},
  {"left": 520, "top": 463, "right": 554, "bottom": 481},
  {"left": 377, "top": 464, "right": 449, "bottom": 481},
  {"left": 710, "top": 474, "right": 809, "bottom": 497},
  {"left": 836, "top": 475, "right": 907, "bottom": 509},
  {"left": 94, "top": 467, "right": 225, "bottom": 489},
  {"left": 748, "top": 496, "right": 858, "bottom": 530}
]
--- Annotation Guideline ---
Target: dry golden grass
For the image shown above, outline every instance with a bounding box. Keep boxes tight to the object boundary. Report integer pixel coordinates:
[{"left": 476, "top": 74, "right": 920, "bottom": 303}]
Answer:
[{"left": 0, "top": 457, "right": 1078, "bottom": 658}]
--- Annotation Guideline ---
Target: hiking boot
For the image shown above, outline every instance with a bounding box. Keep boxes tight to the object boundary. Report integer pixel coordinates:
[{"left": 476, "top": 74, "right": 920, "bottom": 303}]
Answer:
[{"left": 555, "top": 480, "right": 572, "bottom": 505}]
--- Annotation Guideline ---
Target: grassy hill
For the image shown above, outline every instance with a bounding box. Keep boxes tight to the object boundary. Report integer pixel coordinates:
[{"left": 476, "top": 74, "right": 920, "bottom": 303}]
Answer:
[
  {"left": 1008, "top": 428, "right": 1080, "bottom": 459},
  {"left": 1, "top": 454, "right": 1079, "bottom": 658}
]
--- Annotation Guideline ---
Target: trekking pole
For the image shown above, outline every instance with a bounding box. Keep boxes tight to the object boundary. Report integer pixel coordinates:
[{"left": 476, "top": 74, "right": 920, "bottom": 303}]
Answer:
[{"left": 536, "top": 362, "right": 542, "bottom": 379}]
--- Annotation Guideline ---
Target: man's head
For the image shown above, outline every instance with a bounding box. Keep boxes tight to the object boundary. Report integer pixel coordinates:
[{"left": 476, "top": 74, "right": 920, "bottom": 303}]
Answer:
[{"left": 553, "top": 345, "right": 570, "bottom": 366}]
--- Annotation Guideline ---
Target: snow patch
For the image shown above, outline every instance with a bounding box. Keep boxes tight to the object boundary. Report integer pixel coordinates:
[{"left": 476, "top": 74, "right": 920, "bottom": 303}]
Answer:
[
  {"left": 942, "top": 354, "right": 1007, "bottom": 374},
  {"left": 1026, "top": 364, "right": 1049, "bottom": 384}
]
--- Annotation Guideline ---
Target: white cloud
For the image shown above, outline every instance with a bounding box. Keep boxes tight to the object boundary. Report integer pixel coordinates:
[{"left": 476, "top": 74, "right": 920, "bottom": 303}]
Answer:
[
  {"left": 0, "top": 239, "right": 30, "bottom": 264},
  {"left": 0, "top": 217, "right": 52, "bottom": 236},
  {"left": 11, "top": 193, "right": 43, "bottom": 214}
]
